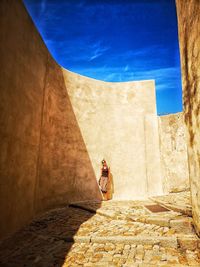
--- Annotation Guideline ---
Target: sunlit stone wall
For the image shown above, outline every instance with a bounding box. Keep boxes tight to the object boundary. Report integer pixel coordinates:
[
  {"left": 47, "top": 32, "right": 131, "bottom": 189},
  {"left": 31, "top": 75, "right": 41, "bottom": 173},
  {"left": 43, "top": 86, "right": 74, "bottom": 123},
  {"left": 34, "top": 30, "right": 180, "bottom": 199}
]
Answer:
[
  {"left": 159, "top": 113, "right": 189, "bottom": 193},
  {"left": 62, "top": 70, "right": 163, "bottom": 200},
  {"left": 176, "top": 0, "right": 200, "bottom": 235}
]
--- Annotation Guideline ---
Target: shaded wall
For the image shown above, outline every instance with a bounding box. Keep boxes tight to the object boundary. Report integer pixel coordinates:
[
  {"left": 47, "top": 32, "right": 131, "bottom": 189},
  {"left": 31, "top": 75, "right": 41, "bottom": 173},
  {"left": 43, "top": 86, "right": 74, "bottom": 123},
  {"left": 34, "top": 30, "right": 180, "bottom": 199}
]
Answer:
[
  {"left": 176, "top": 0, "right": 200, "bottom": 235},
  {"left": 0, "top": 0, "right": 47, "bottom": 239},
  {"left": 0, "top": 0, "right": 101, "bottom": 240},
  {"left": 36, "top": 57, "right": 101, "bottom": 214},
  {"left": 159, "top": 113, "right": 189, "bottom": 193},
  {"left": 62, "top": 70, "right": 163, "bottom": 200}
]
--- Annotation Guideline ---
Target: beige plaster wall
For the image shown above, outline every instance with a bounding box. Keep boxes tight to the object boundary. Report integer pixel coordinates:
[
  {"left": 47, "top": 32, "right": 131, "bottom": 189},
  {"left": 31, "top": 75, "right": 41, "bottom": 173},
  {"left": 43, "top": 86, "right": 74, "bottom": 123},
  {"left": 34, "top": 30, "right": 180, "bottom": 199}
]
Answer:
[
  {"left": 62, "top": 70, "right": 163, "bottom": 200},
  {"left": 0, "top": 0, "right": 101, "bottom": 240},
  {"left": 159, "top": 113, "right": 189, "bottom": 193},
  {"left": 176, "top": 0, "right": 200, "bottom": 235},
  {"left": 0, "top": 0, "right": 47, "bottom": 239},
  {"left": 36, "top": 56, "right": 101, "bottom": 214}
]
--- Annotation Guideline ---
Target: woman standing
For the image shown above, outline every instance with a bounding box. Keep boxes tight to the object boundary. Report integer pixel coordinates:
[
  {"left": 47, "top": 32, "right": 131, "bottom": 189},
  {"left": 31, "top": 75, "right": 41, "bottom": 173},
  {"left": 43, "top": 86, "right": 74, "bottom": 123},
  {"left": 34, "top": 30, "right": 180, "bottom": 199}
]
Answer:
[{"left": 99, "top": 159, "right": 113, "bottom": 200}]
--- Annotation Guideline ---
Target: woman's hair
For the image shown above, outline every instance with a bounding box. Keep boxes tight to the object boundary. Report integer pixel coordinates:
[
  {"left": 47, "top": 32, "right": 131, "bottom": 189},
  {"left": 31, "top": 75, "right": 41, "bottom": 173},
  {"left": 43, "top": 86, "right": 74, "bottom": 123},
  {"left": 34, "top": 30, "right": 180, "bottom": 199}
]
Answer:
[{"left": 101, "top": 159, "right": 106, "bottom": 164}]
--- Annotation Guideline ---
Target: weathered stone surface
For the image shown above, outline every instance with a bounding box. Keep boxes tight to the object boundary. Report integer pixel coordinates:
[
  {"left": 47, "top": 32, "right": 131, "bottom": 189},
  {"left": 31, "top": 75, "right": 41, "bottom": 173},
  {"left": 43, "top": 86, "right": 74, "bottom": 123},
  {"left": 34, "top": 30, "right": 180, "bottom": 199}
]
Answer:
[
  {"left": 0, "top": 204, "right": 199, "bottom": 267},
  {"left": 158, "top": 113, "right": 189, "bottom": 194},
  {"left": 177, "top": 235, "right": 199, "bottom": 251},
  {"left": 0, "top": 0, "right": 101, "bottom": 240},
  {"left": 62, "top": 70, "right": 163, "bottom": 200},
  {"left": 35, "top": 56, "right": 102, "bottom": 214},
  {"left": 176, "top": 0, "right": 200, "bottom": 235},
  {"left": 0, "top": 0, "right": 48, "bottom": 238},
  {"left": 73, "top": 236, "right": 91, "bottom": 243},
  {"left": 146, "top": 217, "right": 170, "bottom": 227},
  {"left": 170, "top": 219, "right": 194, "bottom": 234},
  {"left": 145, "top": 114, "right": 163, "bottom": 197},
  {"left": 150, "top": 191, "right": 192, "bottom": 216}
]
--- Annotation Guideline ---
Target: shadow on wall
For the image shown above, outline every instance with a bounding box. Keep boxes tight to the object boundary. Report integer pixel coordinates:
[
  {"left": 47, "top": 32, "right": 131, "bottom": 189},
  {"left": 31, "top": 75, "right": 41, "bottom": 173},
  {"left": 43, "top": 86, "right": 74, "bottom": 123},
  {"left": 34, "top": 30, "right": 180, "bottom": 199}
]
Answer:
[
  {"left": 34, "top": 54, "right": 103, "bottom": 214},
  {"left": 0, "top": 53, "right": 103, "bottom": 266},
  {"left": 178, "top": 1, "right": 200, "bottom": 148},
  {"left": 176, "top": 0, "right": 200, "bottom": 192},
  {"left": 183, "top": 39, "right": 200, "bottom": 147},
  {"left": 0, "top": 0, "right": 102, "bottom": 259},
  {"left": 100, "top": 171, "right": 114, "bottom": 200},
  {"left": 176, "top": 0, "right": 200, "bottom": 235}
]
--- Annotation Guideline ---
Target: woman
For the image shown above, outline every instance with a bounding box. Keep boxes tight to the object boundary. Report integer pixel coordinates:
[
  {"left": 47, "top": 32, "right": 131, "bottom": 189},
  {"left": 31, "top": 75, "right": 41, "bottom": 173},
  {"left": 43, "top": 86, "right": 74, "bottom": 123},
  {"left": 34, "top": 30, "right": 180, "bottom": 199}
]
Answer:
[{"left": 99, "top": 159, "right": 110, "bottom": 197}]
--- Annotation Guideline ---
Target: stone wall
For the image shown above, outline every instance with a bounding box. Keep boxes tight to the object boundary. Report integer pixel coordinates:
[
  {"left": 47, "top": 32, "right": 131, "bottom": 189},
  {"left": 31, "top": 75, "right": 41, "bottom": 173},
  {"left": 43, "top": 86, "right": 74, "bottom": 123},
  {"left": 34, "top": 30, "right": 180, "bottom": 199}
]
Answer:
[
  {"left": 36, "top": 57, "right": 101, "bottom": 214},
  {"left": 0, "top": 0, "right": 101, "bottom": 240},
  {"left": 0, "top": 0, "right": 194, "bottom": 240},
  {"left": 62, "top": 70, "right": 163, "bottom": 200},
  {"left": 0, "top": 0, "right": 47, "bottom": 239},
  {"left": 176, "top": 0, "right": 200, "bottom": 235},
  {"left": 159, "top": 113, "right": 189, "bottom": 193}
]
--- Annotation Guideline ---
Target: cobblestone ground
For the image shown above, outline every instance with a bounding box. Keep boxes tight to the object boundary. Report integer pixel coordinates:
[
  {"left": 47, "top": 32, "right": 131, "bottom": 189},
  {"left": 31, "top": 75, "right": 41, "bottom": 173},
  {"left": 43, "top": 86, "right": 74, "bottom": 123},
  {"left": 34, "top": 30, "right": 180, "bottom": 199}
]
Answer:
[
  {"left": 0, "top": 191, "right": 200, "bottom": 267},
  {"left": 65, "top": 242, "right": 200, "bottom": 267}
]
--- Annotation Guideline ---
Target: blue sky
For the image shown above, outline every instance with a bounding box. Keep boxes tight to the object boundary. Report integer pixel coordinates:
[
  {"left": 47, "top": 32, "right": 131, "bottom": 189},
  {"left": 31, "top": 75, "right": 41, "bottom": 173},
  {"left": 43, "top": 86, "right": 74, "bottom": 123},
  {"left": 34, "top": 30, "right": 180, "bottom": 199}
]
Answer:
[{"left": 23, "top": 0, "right": 183, "bottom": 115}]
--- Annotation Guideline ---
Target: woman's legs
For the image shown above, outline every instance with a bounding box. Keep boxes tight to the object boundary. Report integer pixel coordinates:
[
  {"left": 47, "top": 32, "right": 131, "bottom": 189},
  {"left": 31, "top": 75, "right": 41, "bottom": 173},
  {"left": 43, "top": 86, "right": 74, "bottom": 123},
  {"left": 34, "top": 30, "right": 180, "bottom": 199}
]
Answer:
[{"left": 100, "top": 176, "right": 108, "bottom": 193}]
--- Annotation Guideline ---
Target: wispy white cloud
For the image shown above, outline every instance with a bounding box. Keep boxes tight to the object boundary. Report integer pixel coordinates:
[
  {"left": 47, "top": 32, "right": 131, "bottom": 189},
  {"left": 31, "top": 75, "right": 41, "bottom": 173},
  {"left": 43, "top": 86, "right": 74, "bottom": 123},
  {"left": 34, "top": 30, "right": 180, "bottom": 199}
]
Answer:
[
  {"left": 45, "top": 39, "right": 110, "bottom": 64},
  {"left": 124, "top": 65, "right": 129, "bottom": 72},
  {"left": 23, "top": 0, "right": 182, "bottom": 115},
  {"left": 88, "top": 41, "right": 110, "bottom": 61},
  {"left": 73, "top": 66, "right": 181, "bottom": 92}
]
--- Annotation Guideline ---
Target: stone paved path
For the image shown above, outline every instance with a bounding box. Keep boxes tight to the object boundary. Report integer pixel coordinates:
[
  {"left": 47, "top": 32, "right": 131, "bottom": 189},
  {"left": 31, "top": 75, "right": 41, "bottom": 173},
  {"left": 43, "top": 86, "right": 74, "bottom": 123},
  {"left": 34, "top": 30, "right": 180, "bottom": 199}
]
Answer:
[
  {"left": 150, "top": 191, "right": 192, "bottom": 216},
  {"left": 0, "top": 191, "right": 200, "bottom": 267}
]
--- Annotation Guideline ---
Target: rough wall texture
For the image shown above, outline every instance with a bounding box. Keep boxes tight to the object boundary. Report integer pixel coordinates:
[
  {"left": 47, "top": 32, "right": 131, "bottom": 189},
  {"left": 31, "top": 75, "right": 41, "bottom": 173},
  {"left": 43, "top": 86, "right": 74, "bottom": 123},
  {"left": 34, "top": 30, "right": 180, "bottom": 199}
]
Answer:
[
  {"left": 176, "top": 0, "right": 200, "bottom": 235},
  {"left": 0, "top": 0, "right": 101, "bottom": 240},
  {"left": 36, "top": 57, "right": 101, "bottom": 214},
  {"left": 0, "top": 0, "right": 47, "bottom": 239},
  {"left": 0, "top": 0, "right": 193, "bottom": 240},
  {"left": 159, "top": 113, "right": 189, "bottom": 193},
  {"left": 62, "top": 70, "right": 163, "bottom": 200}
]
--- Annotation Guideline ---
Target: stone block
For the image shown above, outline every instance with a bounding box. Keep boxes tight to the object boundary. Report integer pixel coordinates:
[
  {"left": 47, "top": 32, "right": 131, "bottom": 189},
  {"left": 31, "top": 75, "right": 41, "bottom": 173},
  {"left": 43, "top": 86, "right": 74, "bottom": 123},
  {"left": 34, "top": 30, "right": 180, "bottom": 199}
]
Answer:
[
  {"left": 146, "top": 217, "right": 170, "bottom": 227},
  {"left": 159, "top": 237, "right": 178, "bottom": 248},
  {"left": 170, "top": 219, "right": 194, "bottom": 234},
  {"left": 73, "top": 236, "right": 91, "bottom": 243},
  {"left": 177, "top": 235, "right": 198, "bottom": 251}
]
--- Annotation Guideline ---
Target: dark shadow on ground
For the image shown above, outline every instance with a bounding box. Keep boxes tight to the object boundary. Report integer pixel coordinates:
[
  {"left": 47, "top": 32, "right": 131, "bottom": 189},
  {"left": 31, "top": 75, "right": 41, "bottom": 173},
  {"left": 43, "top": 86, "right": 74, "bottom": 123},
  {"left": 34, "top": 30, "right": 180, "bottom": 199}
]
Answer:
[{"left": 0, "top": 204, "right": 102, "bottom": 267}]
